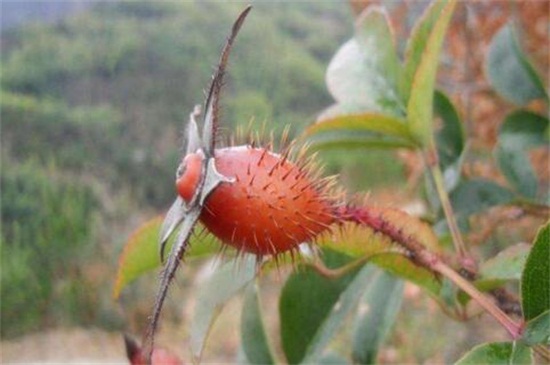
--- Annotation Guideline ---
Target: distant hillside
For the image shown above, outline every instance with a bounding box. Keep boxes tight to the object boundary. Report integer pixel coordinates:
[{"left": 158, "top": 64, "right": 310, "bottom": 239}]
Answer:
[
  {"left": 1, "top": 1, "right": 92, "bottom": 30},
  {"left": 2, "top": 1, "right": 353, "bottom": 206},
  {"left": 1, "top": 1, "right": 353, "bottom": 338}
]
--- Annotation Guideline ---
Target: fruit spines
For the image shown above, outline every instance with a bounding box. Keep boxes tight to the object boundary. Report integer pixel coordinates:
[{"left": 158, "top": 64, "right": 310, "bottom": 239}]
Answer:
[
  {"left": 178, "top": 145, "right": 339, "bottom": 257},
  {"left": 336, "top": 204, "right": 439, "bottom": 270}
]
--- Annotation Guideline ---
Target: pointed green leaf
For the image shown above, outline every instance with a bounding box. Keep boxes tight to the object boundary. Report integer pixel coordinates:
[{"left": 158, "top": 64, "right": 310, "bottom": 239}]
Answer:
[
  {"left": 455, "top": 342, "right": 532, "bottom": 365},
  {"left": 521, "top": 310, "right": 550, "bottom": 346},
  {"left": 495, "top": 111, "right": 549, "bottom": 199},
  {"left": 495, "top": 146, "right": 538, "bottom": 200},
  {"left": 434, "top": 90, "right": 464, "bottom": 170},
  {"left": 407, "top": 0, "right": 457, "bottom": 146},
  {"left": 521, "top": 222, "right": 550, "bottom": 321},
  {"left": 113, "top": 216, "right": 219, "bottom": 298},
  {"left": 305, "top": 128, "right": 417, "bottom": 150},
  {"left": 325, "top": 7, "right": 403, "bottom": 116},
  {"left": 241, "top": 281, "right": 275, "bottom": 365},
  {"left": 434, "top": 90, "right": 466, "bottom": 192},
  {"left": 306, "top": 113, "right": 417, "bottom": 150},
  {"left": 450, "top": 179, "right": 515, "bottom": 219},
  {"left": 303, "top": 265, "right": 376, "bottom": 363},
  {"left": 480, "top": 243, "right": 531, "bottom": 282},
  {"left": 486, "top": 23, "right": 548, "bottom": 106},
  {"left": 459, "top": 243, "right": 530, "bottom": 305},
  {"left": 352, "top": 270, "right": 404, "bottom": 364},
  {"left": 191, "top": 256, "right": 257, "bottom": 362},
  {"left": 400, "top": 0, "right": 447, "bottom": 102},
  {"left": 499, "top": 111, "right": 549, "bottom": 147},
  {"left": 279, "top": 249, "right": 360, "bottom": 364},
  {"left": 311, "top": 113, "right": 410, "bottom": 139},
  {"left": 462, "top": 243, "right": 530, "bottom": 304}
]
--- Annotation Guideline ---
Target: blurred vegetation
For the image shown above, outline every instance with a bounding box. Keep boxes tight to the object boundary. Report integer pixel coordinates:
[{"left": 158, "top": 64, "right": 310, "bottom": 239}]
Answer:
[
  {"left": 1, "top": 161, "right": 98, "bottom": 336},
  {"left": 3, "top": 1, "right": 402, "bottom": 338}
]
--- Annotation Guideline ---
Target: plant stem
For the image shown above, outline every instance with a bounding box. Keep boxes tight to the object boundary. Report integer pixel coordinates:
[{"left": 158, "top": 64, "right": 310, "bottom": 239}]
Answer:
[
  {"left": 436, "top": 260, "right": 550, "bottom": 361},
  {"left": 338, "top": 204, "right": 530, "bottom": 350},
  {"left": 533, "top": 344, "right": 550, "bottom": 362},
  {"left": 433, "top": 260, "right": 522, "bottom": 339},
  {"left": 425, "top": 149, "right": 474, "bottom": 272}
]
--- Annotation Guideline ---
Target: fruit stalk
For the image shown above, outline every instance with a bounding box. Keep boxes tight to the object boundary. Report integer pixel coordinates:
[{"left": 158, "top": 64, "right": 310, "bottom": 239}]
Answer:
[
  {"left": 338, "top": 204, "right": 523, "bottom": 341},
  {"left": 424, "top": 148, "right": 477, "bottom": 277}
]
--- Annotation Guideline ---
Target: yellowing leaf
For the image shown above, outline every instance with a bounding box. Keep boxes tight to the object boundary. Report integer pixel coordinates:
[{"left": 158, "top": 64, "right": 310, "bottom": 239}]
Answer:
[
  {"left": 113, "top": 216, "right": 219, "bottom": 298},
  {"left": 305, "top": 113, "right": 417, "bottom": 150},
  {"left": 317, "top": 207, "right": 442, "bottom": 296},
  {"left": 407, "top": 0, "right": 457, "bottom": 147}
]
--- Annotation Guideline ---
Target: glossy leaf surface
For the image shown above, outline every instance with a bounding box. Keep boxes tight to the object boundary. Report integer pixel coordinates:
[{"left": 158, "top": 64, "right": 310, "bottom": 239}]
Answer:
[{"left": 521, "top": 222, "right": 550, "bottom": 321}]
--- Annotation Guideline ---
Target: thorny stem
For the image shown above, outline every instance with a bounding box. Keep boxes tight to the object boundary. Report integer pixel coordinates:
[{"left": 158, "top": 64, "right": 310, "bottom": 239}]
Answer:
[
  {"left": 441, "top": 258, "right": 550, "bottom": 362},
  {"left": 436, "top": 262, "right": 550, "bottom": 362},
  {"left": 337, "top": 205, "right": 536, "bottom": 355},
  {"left": 424, "top": 148, "right": 476, "bottom": 275},
  {"left": 432, "top": 260, "right": 523, "bottom": 340}
]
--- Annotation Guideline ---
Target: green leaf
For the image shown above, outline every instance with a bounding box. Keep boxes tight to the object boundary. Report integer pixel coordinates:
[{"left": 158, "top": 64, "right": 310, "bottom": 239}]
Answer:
[
  {"left": 352, "top": 271, "right": 404, "bottom": 364},
  {"left": 306, "top": 113, "right": 417, "bottom": 150},
  {"left": 113, "top": 216, "right": 219, "bottom": 298},
  {"left": 279, "top": 249, "right": 360, "bottom": 364},
  {"left": 317, "top": 207, "right": 442, "bottom": 297},
  {"left": 434, "top": 90, "right": 466, "bottom": 192},
  {"left": 495, "top": 147, "right": 538, "bottom": 200},
  {"left": 325, "top": 7, "right": 403, "bottom": 116},
  {"left": 495, "top": 111, "right": 549, "bottom": 199},
  {"left": 450, "top": 179, "right": 515, "bottom": 218},
  {"left": 407, "top": 0, "right": 457, "bottom": 147},
  {"left": 241, "top": 281, "right": 275, "bottom": 365},
  {"left": 317, "top": 352, "right": 350, "bottom": 364},
  {"left": 480, "top": 243, "right": 531, "bottom": 282},
  {"left": 455, "top": 342, "right": 532, "bottom": 365},
  {"left": 191, "top": 256, "right": 256, "bottom": 362},
  {"left": 499, "top": 111, "right": 549, "bottom": 146},
  {"left": 486, "top": 23, "right": 548, "bottom": 106},
  {"left": 400, "top": 1, "right": 447, "bottom": 103},
  {"left": 464, "top": 243, "right": 530, "bottom": 302},
  {"left": 521, "top": 310, "right": 550, "bottom": 346},
  {"left": 521, "top": 222, "right": 550, "bottom": 321},
  {"left": 434, "top": 90, "right": 464, "bottom": 170},
  {"left": 302, "top": 265, "right": 376, "bottom": 363},
  {"left": 305, "top": 128, "right": 417, "bottom": 151}
]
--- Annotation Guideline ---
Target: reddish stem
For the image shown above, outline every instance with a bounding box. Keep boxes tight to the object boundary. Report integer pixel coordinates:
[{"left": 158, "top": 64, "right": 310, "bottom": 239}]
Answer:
[
  {"left": 336, "top": 205, "right": 523, "bottom": 340},
  {"left": 336, "top": 205, "right": 440, "bottom": 270}
]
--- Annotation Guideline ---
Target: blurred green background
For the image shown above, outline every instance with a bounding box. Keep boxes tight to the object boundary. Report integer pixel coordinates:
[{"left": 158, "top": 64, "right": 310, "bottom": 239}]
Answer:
[{"left": 1, "top": 0, "right": 407, "bottom": 343}]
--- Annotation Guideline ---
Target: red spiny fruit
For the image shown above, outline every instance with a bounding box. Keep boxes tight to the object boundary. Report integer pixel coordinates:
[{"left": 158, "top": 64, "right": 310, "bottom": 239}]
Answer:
[
  {"left": 124, "top": 334, "right": 182, "bottom": 365},
  {"left": 176, "top": 145, "right": 336, "bottom": 256}
]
